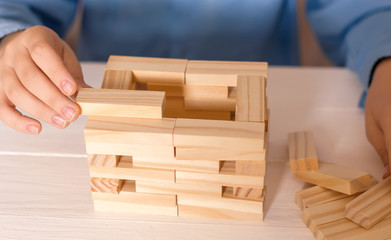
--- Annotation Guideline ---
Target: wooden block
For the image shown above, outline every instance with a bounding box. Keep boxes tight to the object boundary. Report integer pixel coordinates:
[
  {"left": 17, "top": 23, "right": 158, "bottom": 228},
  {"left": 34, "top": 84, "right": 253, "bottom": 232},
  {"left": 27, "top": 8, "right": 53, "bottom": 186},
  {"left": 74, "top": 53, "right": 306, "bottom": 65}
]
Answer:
[
  {"left": 91, "top": 177, "right": 123, "bottom": 194},
  {"left": 176, "top": 170, "right": 264, "bottom": 188},
  {"left": 174, "top": 118, "right": 265, "bottom": 151},
  {"left": 288, "top": 131, "right": 318, "bottom": 172},
  {"left": 178, "top": 205, "right": 263, "bottom": 222},
  {"left": 185, "top": 60, "right": 268, "bottom": 87},
  {"left": 147, "top": 83, "right": 228, "bottom": 98},
  {"left": 316, "top": 215, "right": 391, "bottom": 240},
  {"left": 132, "top": 156, "right": 220, "bottom": 173},
  {"left": 175, "top": 147, "right": 265, "bottom": 161},
  {"left": 87, "top": 154, "right": 119, "bottom": 167},
  {"left": 295, "top": 162, "right": 371, "bottom": 195},
  {"left": 77, "top": 88, "right": 166, "bottom": 119},
  {"left": 345, "top": 176, "right": 391, "bottom": 229},
  {"left": 101, "top": 69, "right": 133, "bottom": 90},
  {"left": 302, "top": 196, "right": 357, "bottom": 235},
  {"left": 224, "top": 186, "right": 265, "bottom": 201},
  {"left": 164, "top": 97, "right": 231, "bottom": 120},
  {"left": 235, "top": 76, "right": 266, "bottom": 122},
  {"left": 89, "top": 165, "right": 175, "bottom": 183},
  {"left": 135, "top": 180, "right": 222, "bottom": 197},
  {"left": 233, "top": 161, "right": 265, "bottom": 199},
  {"left": 184, "top": 96, "right": 236, "bottom": 111},
  {"left": 296, "top": 177, "right": 378, "bottom": 210},
  {"left": 106, "top": 55, "right": 187, "bottom": 84},
  {"left": 93, "top": 181, "right": 177, "bottom": 216},
  {"left": 84, "top": 117, "right": 175, "bottom": 147},
  {"left": 88, "top": 154, "right": 122, "bottom": 193}
]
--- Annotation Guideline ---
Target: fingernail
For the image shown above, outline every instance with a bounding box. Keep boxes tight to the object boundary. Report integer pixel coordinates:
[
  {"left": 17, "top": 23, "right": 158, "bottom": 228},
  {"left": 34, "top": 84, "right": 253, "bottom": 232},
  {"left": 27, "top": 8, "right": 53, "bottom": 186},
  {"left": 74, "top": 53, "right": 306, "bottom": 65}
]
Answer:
[
  {"left": 63, "top": 106, "right": 76, "bottom": 121},
  {"left": 61, "top": 80, "right": 74, "bottom": 95},
  {"left": 26, "top": 124, "right": 39, "bottom": 134},
  {"left": 53, "top": 115, "right": 68, "bottom": 128}
]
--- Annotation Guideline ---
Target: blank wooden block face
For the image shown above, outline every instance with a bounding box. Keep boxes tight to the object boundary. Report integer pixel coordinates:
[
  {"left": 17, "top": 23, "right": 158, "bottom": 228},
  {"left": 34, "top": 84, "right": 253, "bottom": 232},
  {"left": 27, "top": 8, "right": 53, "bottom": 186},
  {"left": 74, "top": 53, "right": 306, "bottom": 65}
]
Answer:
[
  {"left": 77, "top": 88, "right": 166, "bottom": 119},
  {"left": 106, "top": 55, "right": 188, "bottom": 84},
  {"left": 174, "top": 118, "right": 265, "bottom": 151},
  {"left": 288, "top": 131, "right": 318, "bottom": 172},
  {"left": 345, "top": 176, "right": 391, "bottom": 229},
  {"left": 294, "top": 162, "right": 371, "bottom": 195},
  {"left": 185, "top": 60, "right": 268, "bottom": 87},
  {"left": 235, "top": 75, "right": 266, "bottom": 122}
]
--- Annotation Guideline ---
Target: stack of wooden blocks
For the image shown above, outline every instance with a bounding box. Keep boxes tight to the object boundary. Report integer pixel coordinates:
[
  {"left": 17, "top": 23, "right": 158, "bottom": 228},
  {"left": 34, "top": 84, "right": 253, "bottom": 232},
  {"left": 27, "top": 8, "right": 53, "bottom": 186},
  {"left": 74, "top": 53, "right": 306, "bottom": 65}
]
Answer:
[
  {"left": 77, "top": 56, "right": 269, "bottom": 221},
  {"left": 289, "top": 131, "right": 391, "bottom": 239}
]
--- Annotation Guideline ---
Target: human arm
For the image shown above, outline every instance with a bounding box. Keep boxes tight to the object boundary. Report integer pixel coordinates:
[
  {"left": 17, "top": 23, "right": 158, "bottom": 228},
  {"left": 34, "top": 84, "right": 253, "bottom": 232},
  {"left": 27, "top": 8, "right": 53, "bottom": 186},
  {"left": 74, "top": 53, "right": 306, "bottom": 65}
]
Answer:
[{"left": 0, "top": 1, "right": 86, "bottom": 134}]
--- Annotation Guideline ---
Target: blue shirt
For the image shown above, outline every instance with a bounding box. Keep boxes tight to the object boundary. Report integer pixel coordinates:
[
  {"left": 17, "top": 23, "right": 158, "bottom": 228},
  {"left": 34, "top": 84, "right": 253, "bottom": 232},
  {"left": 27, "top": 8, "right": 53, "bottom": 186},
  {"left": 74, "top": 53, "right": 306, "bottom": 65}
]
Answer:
[{"left": 0, "top": 0, "right": 391, "bottom": 106}]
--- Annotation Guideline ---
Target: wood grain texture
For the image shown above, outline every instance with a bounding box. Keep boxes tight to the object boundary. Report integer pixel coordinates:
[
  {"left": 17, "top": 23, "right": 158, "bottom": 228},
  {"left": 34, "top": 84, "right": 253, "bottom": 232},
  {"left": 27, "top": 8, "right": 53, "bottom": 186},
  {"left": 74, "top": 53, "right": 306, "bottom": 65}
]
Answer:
[
  {"left": 233, "top": 161, "right": 266, "bottom": 199},
  {"left": 106, "top": 55, "right": 187, "bottom": 84},
  {"left": 135, "top": 180, "right": 222, "bottom": 197},
  {"left": 184, "top": 96, "right": 236, "bottom": 111},
  {"left": 235, "top": 75, "right": 266, "bottom": 122},
  {"left": 101, "top": 69, "right": 133, "bottom": 90},
  {"left": 87, "top": 154, "right": 119, "bottom": 167},
  {"left": 173, "top": 118, "right": 265, "bottom": 151},
  {"left": 185, "top": 60, "right": 268, "bottom": 87},
  {"left": 288, "top": 131, "right": 318, "bottom": 172},
  {"left": 93, "top": 181, "right": 177, "bottom": 216},
  {"left": 345, "top": 176, "right": 391, "bottom": 229},
  {"left": 84, "top": 116, "right": 175, "bottom": 146},
  {"left": 147, "top": 83, "right": 228, "bottom": 98},
  {"left": 316, "top": 216, "right": 391, "bottom": 240},
  {"left": 175, "top": 146, "right": 266, "bottom": 161},
  {"left": 88, "top": 154, "right": 122, "bottom": 193},
  {"left": 163, "top": 97, "right": 231, "bottom": 120},
  {"left": 77, "top": 88, "right": 166, "bottom": 119},
  {"left": 302, "top": 196, "right": 356, "bottom": 235},
  {"left": 295, "top": 162, "right": 371, "bottom": 195}
]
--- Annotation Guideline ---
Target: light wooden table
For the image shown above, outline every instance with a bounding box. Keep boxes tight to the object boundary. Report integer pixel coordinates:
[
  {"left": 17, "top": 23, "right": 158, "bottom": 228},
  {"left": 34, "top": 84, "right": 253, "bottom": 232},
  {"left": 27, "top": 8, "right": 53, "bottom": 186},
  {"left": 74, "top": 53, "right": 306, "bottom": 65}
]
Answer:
[{"left": 0, "top": 63, "right": 384, "bottom": 240}]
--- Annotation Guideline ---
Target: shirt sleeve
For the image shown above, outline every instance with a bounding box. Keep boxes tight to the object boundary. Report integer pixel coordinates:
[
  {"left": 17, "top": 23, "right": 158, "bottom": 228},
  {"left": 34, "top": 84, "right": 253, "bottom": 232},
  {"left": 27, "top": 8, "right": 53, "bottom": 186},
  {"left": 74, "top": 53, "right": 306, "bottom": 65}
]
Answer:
[
  {"left": 306, "top": 0, "right": 391, "bottom": 106},
  {"left": 0, "top": 0, "right": 78, "bottom": 39}
]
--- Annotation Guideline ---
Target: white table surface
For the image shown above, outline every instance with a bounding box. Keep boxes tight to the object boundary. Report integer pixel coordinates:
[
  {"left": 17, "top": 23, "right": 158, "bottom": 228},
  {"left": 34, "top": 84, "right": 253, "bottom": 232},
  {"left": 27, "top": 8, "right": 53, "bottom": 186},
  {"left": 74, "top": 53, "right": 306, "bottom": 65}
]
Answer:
[{"left": 0, "top": 62, "right": 384, "bottom": 240}]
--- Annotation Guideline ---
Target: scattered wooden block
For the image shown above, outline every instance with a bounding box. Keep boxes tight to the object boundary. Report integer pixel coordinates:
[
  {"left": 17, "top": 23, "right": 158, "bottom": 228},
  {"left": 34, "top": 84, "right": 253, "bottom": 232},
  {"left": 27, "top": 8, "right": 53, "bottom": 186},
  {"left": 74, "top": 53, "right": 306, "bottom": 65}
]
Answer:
[
  {"left": 135, "top": 180, "right": 222, "bottom": 197},
  {"left": 163, "top": 97, "right": 232, "bottom": 120},
  {"left": 184, "top": 96, "right": 236, "bottom": 111},
  {"left": 147, "top": 83, "right": 229, "bottom": 98},
  {"left": 175, "top": 147, "right": 265, "bottom": 161},
  {"left": 288, "top": 131, "right": 318, "bottom": 172},
  {"left": 345, "top": 176, "right": 391, "bottom": 229},
  {"left": 174, "top": 118, "right": 265, "bottom": 151},
  {"left": 101, "top": 69, "right": 133, "bottom": 90},
  {"left": 235, "top": 75, "right": 266, "bottom": 122},
  {"left": 302, "top": 196, "right": 357, "bottom": 235},
  {"left": 295, "top": 162, "right": 371, "bottom": 195},
  {"left": 77, "top": 88, "right": 166, "bottom": 119},
  {"left": 84, "top": 116, "right": 175, "bottom": 147},
  {"left": 106, "top": 55, "right": 187, "bottom": 84},
  {"left": 185, "top": 60, "right": 268, "bottom": 87},
  {"left": 316, "top": 215, "right": 391, "bottom": 240},
  {"left": 93, "top": 181, "right": 177, "bottom": 216}
]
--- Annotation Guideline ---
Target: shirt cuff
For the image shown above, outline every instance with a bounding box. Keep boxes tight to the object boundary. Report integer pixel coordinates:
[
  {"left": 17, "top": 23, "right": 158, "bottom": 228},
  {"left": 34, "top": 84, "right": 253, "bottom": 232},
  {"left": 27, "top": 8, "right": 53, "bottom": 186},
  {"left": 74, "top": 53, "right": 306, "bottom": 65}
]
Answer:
[{"left": 0, "top": 20, "right": 33, "bottom": 40}]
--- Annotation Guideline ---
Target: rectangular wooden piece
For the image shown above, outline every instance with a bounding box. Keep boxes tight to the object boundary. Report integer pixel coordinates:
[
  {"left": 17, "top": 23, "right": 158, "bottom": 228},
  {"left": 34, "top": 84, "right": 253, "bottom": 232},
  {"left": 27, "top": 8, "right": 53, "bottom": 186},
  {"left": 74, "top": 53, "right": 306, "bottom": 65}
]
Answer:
[{"left": 288, "top": 131, "right": 318, "bottom": 172}]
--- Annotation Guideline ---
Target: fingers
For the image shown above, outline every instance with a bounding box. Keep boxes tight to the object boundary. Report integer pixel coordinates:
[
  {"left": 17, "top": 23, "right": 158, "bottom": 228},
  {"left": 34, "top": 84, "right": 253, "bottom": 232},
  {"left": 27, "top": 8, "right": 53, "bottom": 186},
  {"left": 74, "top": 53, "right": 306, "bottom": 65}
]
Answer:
[
  {"left": 26, "top": 39, "right": 78, "bottom": 97},
  {"left": 1, "top": 66, "right": 69, "bottom": 129},
  {"left": 12, "top": 53, "right": 80, "bottom": 122}
]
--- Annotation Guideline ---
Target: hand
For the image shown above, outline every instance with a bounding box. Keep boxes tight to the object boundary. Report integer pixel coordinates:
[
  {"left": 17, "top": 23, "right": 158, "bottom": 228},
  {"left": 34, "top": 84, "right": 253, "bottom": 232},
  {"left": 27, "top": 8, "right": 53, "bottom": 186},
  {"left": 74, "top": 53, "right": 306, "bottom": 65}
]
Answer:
[
  {"left": 365, "top": 58, "right": 391, "bottom": 179},
  {"left": 0, "top": 25, "right": 86, "bottom": 134}
]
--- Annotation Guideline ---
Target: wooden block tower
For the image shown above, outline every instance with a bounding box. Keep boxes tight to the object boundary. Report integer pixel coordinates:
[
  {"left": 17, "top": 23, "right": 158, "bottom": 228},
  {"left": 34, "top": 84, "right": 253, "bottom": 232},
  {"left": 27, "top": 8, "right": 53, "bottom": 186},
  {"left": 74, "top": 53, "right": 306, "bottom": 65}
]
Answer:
[{"left": 77, "top": 56, "right": 269, "bottom": 221}]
